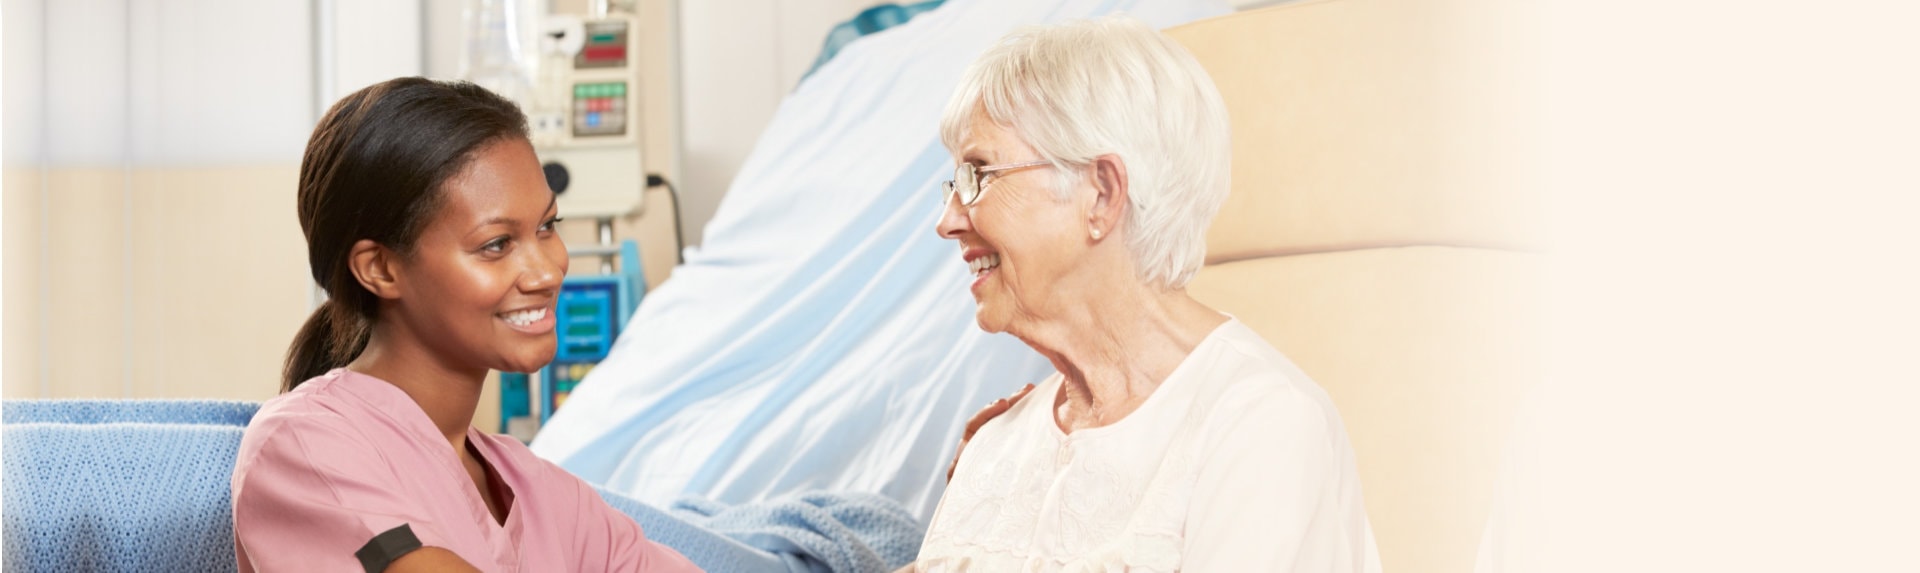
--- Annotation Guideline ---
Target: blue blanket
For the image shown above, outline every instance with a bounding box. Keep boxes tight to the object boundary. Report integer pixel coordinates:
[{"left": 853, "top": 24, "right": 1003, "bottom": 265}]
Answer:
[{"left": 603, "top": 490, "right": 923, "bottom": 573}]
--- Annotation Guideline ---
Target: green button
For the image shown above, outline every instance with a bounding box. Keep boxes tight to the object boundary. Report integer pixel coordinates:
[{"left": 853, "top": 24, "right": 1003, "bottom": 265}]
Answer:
[
  {"left": 591, "top": 33, "right": 617, "bottom": 44},
  {"left": 612, "top": 83, "right": 626, "bottom": 96}
]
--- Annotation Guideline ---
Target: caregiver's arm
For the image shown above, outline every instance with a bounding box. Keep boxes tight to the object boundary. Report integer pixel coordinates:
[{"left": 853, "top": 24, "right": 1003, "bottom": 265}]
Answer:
[{"left": 388, "top": 548, "right": 482, "bottom": 573}]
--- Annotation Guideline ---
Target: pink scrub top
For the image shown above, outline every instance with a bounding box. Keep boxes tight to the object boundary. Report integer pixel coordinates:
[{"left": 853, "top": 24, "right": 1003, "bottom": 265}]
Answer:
[{"left": 230, "top": 368, "right": 700, "bottom": 572}]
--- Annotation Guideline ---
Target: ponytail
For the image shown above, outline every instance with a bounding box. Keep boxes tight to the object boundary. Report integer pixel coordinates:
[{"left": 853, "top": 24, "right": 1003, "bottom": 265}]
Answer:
[{"left": 281, "top": 299, "right": 373, "bottom": 392}]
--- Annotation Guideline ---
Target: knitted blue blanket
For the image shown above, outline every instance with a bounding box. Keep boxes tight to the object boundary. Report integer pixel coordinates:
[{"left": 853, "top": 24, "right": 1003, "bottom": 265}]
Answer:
[{"left": 601, "top": 490, "right": 923, "bottom": 573}]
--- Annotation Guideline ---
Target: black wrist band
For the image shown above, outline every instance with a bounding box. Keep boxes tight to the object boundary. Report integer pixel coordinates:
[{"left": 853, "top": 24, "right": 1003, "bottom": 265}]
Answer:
[{"left": 354, "top": 523, "right": 424, "bottom": 573}]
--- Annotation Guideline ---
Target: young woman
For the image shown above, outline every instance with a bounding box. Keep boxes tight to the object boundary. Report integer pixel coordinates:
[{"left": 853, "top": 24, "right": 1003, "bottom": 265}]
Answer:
[{"left": 230, "top": 77, "right": 700, "bottom": 572}]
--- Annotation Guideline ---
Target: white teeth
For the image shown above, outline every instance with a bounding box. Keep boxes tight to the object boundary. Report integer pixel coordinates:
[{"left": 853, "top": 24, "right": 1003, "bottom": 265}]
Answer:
[
  {"left": 969, "top": 253, "right": 1001, "bottom": 276},
  {"left": 502, "top": 307, "right": 546, "bottom": 326}
]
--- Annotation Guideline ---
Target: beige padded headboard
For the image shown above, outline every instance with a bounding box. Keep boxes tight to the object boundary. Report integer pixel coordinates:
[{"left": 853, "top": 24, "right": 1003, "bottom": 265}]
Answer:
[
  {"left": 1165, "top": 1, "right": 1541, "bottom": 571},
  {"left": 1170, "top": 0, "right": 1538, "bottom": 263}
]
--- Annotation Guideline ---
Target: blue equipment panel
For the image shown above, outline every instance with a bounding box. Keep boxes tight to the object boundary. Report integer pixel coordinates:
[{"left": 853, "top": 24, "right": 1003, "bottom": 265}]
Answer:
[
  {"left": 499, "top": 239, "right": 645, "bottom": 437},
  {"left": 545, "top": 277, "right": 622, "bottom": 416},
  {"left": 500, "top": 373, "right": 532, "bottom": 429},
  {"left": 556, "top": 280, "right": 620, "bottom": 362}
]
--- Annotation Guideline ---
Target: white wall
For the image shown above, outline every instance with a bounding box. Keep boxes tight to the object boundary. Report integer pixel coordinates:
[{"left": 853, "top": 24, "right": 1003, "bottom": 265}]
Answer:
[
  {"left": 3, "top": 0, "right": 421, "bottom": 167},
  {"left": 2, "top": 0, "right": 47, "bottom": 164},
  {"left": 16, "top": 0, "right": 316, "bottom": 167},
  {"left": 675, "top": 0, "right": 888, "bottom": 247},
  {"left": 329, "top": 0, "right": 425, "bottom": 102}
]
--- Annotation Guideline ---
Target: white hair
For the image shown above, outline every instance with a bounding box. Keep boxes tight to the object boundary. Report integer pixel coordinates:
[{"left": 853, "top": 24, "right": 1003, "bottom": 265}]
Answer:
[{"left": 939, "top": 15, "right": 1232, "bottom": 289}]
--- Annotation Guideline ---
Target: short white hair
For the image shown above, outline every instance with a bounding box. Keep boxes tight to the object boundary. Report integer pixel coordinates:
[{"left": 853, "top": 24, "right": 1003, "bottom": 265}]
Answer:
[{"left": 940, "top": 15, "right": 1232, "bottom": 289}]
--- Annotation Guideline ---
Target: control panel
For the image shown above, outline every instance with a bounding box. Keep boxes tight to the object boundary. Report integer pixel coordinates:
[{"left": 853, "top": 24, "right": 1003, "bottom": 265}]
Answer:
[{"left": 530, "top": 14, "right": 645, "bottom": 219}]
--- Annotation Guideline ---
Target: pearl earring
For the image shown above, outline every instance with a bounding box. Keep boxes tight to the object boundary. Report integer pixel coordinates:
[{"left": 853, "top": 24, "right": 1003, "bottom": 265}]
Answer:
[{"left": 1091, "top": 228, "right": 1102, "bottom": 239}]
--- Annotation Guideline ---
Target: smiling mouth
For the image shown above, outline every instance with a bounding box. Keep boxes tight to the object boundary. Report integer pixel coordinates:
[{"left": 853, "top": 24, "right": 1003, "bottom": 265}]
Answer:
[
  {"left": 969, "top": 253, "right": 1001, "bottom": 277},
  {"left": 499, "top": 307, "right": 548, "bottom": 327}
]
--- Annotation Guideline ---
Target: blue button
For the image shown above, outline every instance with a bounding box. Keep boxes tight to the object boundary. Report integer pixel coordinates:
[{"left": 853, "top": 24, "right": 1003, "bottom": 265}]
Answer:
[{"left": 586, "top": 112, "right": 601, "bottom": 127}]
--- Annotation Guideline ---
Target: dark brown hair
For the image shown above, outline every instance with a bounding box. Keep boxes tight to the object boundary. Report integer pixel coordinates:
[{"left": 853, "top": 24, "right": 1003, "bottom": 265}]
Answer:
[{"left": 283, "top": 78, "right": 528, "bottom": 392}]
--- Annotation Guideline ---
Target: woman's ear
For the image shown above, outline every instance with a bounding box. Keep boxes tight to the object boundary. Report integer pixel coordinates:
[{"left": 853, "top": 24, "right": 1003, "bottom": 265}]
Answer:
[
  {"left": 1088, "top": 153, "right": 1128, "bottom": 241},
  {"left": 347, "top": 239, "right": 403, "bottom": 300}
]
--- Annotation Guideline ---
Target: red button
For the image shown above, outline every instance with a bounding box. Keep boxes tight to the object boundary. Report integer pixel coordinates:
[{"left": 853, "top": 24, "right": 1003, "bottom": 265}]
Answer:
[{"left": 583, "top": 45, "right": 626, "bottom": 63}]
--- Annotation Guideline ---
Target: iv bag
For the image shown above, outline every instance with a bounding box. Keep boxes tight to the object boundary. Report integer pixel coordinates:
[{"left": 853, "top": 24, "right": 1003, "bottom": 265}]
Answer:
[{"left": 461, "top": 0, "right": 545, "bottom": 104}]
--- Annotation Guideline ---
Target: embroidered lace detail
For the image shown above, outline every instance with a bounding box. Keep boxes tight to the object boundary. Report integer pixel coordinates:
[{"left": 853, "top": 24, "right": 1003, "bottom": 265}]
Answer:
[{"left": 919, "top": 376, "right": 1219, "bottom": 573}]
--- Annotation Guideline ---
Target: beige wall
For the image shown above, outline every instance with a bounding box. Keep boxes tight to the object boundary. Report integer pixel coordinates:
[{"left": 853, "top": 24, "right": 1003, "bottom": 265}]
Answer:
[
  {"left": 0, "top": 164, "right": 673, "bottom": 404},
  {"left": 2, "top": 166, "right": 310, "bottom": 401},
  {"left": 4, "top": 168, "right": 44, "bottom": 399}
]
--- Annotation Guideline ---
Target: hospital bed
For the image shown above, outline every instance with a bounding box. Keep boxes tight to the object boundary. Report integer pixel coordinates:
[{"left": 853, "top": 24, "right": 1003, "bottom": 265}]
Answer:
[
  {"left": 544, "top": 0, "right": 1538, "bottom": 569},
  {"left": 528, "top": 0, "right": 1235, "bottom": 525}
]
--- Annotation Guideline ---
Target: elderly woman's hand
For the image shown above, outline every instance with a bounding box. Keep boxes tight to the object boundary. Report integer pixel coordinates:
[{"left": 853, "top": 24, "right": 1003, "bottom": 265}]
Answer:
[{"left": 948, "top": 383, "right": 1036, "bottom": 482}]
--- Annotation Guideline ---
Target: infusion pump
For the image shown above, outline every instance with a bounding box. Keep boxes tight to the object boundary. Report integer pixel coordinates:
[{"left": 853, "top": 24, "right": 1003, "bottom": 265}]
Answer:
[{"left": 529, "top": 14, "right": 645, "bottom": 219}]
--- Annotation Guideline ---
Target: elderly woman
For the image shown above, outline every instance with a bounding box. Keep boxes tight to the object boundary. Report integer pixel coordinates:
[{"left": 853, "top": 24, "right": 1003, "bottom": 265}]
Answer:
[{"left": 909, "top": 16, "right": 1378, "bottom": 572}]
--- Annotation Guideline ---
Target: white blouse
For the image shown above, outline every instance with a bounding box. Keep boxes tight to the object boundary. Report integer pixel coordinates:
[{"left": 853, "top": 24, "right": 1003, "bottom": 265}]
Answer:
[{"left": 917, "top": 320, "right": 1380, "bottom": 572}]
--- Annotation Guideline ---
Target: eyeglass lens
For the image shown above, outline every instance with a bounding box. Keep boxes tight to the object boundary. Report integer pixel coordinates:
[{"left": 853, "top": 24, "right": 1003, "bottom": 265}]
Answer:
[{"left": 955, "top": 163, "right": 978, "bottom": 205}]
